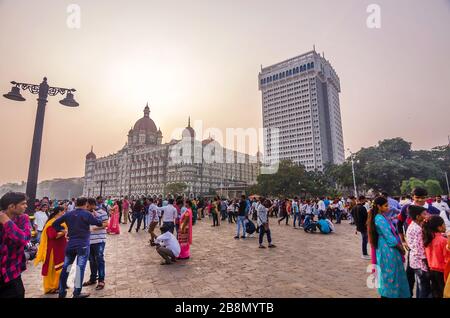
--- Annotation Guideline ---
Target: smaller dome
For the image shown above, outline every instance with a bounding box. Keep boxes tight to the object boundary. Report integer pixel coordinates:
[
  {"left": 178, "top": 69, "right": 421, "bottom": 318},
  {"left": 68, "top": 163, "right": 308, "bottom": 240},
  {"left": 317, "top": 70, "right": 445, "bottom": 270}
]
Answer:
[{"left": 86, "top": 146, "right": 96, "bottom": 160}]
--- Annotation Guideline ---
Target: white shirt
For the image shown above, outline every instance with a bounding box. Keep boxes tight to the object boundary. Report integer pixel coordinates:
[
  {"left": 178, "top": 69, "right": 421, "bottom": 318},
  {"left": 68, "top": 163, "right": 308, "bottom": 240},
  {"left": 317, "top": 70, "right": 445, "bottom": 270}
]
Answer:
[
  {"left": 439, "top": 210, "right": 450, "bottom": 229},
  {"left": 67, "top": 202, "right": 75, "bottom": 212},
  {"left": 317, "top": 200, "right": 326, "bottom": 211},
  {"left": 155, "top": 231, "right": 180, "bottom": 257},
  {"left": 148, "top": 203, "right": 159, "bottom": 223},
  {"left": 34, "top": 211, "right": 48, "bottom": 231},
  {"left": 158, "top": 204, "right": 177, "bottom": 223},
  {"left": 432, "top": 201, "right": 450, "bottom": 212},
  {"left": 400, "top": 199, "right": 412, "bottom": 207}
]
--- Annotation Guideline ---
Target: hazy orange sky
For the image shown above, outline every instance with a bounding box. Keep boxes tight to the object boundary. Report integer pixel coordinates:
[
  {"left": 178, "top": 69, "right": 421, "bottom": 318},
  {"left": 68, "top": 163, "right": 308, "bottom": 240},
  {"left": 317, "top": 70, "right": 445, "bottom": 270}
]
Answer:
[{"left": 1, "top": 0, "right": 449, "bottom": 184}]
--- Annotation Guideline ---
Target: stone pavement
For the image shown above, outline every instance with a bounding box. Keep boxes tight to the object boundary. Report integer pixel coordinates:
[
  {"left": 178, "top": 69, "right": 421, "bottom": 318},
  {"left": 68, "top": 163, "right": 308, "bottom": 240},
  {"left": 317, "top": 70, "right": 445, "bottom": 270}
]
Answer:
[{"left": 22, "top": 217, "right": 378, "bottom": 298}]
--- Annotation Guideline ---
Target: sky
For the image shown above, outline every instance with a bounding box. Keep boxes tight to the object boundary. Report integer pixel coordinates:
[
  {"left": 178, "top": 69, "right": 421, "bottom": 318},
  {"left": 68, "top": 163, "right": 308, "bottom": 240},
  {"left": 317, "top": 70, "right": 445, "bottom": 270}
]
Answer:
[{"left": 0, "top": 0, "right": 449, "bottom": 184}]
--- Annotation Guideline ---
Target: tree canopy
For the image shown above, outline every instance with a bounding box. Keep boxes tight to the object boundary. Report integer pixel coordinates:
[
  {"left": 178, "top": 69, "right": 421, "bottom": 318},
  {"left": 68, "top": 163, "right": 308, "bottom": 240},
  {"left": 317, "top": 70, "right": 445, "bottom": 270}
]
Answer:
[{"left": 250, "top": 138, "right": 449, "bottom": 197}]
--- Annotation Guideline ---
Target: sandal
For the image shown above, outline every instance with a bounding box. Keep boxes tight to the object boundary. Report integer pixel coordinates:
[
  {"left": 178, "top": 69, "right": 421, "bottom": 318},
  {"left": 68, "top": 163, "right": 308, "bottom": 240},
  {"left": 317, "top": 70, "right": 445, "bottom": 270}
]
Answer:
[
  {"left": 95, "top": 282, "right": 105, "bottom": 290},
  {"left": 82, "top": 280, "right": 96, "bottom": 287}
]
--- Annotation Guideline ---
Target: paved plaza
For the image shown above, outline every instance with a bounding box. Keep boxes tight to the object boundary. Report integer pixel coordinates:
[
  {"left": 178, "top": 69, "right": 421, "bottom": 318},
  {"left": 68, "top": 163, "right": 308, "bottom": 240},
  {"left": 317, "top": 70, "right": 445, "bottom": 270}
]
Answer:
[{"left": 23, "top": 217, "right": 378, "bottom": 298}]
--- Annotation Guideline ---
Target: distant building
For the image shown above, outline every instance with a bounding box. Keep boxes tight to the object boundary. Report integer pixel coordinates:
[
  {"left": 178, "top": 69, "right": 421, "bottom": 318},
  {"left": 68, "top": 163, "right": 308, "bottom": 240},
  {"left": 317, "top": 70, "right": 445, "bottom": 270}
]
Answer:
[
  {"left": 83, "top": 104, "right": 259, "bottom": 198},
  {"left": 258, "top": 49, "right": 345, "bottom": 171}
]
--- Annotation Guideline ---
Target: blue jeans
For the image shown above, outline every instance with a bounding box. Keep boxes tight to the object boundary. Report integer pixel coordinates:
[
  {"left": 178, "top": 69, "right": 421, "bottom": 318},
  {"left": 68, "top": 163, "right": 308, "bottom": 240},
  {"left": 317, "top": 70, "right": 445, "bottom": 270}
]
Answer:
[
  {"left": 88, "top": 242, "right": 106, "bottom": 283},
  {"left": 36, "top": 230, "right": 42, "bottom": 243},
  {"left": 258, "top": 225, "right": 272, "bottom": 245},
  {"left": 335, "top": 210, "right": 342, "bottom": 224},
  {"left": 293, "top": 213, "right": 300, "bottom": 227},
  {"left": 361, "top": 232, "right": 368, "bottom": 256},
  {"left": 236, "top": 216, "right": 247, "bottom": 237},
  {"left": 59, "top": 245, "right": 90, "bottom": 297}
]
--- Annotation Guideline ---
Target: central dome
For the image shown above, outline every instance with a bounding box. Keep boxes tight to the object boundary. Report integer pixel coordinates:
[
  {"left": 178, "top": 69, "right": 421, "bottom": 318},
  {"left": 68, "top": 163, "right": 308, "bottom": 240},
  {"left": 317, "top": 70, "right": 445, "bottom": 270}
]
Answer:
[{"left": 133, "top": 103, "right": 157, "bottom": 133}]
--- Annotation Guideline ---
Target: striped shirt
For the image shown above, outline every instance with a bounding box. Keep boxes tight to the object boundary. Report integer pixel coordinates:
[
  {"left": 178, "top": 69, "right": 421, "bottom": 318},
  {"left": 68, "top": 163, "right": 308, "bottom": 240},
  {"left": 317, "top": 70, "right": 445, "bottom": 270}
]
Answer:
[{"left": 90, "top": 208, "right": 108, "bottom": 245}]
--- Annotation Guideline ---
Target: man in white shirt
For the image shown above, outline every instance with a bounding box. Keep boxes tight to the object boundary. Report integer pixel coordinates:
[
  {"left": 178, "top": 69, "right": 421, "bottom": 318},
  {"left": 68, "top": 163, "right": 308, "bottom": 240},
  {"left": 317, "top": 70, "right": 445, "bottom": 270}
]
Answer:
[
  {"left": 34, "top": 204, "right": 49, "bottom": 243},
  {"left": 432, "top": 195, "right": 450, "bottom": 229},
  {"left": 157, "top": 198, "right": 177, "bottom": 234},
  {"left": 154, "top": 224, "right": 180, "bottom": 265},
  {"left": 317, "top": 197, "right": 326, "bottom": 218}
]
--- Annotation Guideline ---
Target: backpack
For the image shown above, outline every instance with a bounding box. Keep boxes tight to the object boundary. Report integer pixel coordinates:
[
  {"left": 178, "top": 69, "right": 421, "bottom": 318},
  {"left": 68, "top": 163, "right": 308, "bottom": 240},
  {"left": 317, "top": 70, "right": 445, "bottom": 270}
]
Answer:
[{"left": 246, "top": 220, "right": 256, "bottom": 234}]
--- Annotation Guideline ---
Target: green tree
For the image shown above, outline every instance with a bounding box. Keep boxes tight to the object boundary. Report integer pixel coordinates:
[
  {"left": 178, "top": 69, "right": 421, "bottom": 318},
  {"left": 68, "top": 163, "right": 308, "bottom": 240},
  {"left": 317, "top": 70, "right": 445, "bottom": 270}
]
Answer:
[
  {"left": 400, "top": 177, "right": 425, "bottom": 195},
  {"left": 165, "top": 182, "right": 187, "bottom": 195},
  {"left": 425, "top": 179, "right": 443, "bottom": 196}
]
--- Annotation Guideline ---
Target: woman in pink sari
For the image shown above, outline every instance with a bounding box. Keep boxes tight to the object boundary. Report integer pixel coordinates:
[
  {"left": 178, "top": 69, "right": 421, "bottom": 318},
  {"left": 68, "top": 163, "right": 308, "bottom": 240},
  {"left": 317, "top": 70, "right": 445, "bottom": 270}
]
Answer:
[
  {"left": 178, "top": 199, "right": 193, "bottom": 259},
  {"left": 107, "top": 200, "right": 120, "bottom": 235}
]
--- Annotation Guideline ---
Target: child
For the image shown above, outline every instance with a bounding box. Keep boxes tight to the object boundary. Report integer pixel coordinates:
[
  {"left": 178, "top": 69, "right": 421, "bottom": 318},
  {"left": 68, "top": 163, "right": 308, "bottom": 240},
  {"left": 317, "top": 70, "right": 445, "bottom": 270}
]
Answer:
[{"left": 423, "top": 215, "right": 448, "bottom": 298}]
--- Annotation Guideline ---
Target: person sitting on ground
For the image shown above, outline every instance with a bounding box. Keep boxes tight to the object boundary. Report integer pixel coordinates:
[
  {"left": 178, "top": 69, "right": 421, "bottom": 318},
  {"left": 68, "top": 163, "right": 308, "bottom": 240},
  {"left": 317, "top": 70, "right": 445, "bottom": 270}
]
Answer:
[
  {"left": 317, "top": 216, "right": 332, "bottom": 234},
  {"left": 153, "top": 224, "right": 180, "bottom": 265},
  {"left": 303, "top": 214, "right": 318, "bottom": 233}
]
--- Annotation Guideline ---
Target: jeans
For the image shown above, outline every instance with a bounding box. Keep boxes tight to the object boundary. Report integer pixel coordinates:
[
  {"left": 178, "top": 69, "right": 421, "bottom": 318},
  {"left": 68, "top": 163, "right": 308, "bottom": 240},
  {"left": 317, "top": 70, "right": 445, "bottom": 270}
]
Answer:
[
  {"left": 129, "top": 212, "right": 143, "bottom": 232},
  {"left": 236, "top": 216, "right": 247, "bottom": 237},
  {"left": 228, "top": 212, "right": 234, "bottom": 223},
  {"left": 335, "top": 210, "right": 342, "bottom": 224},
  {"left": 406, "top": 259, "right": 416, "bottom": 297},
  {"left": 88, "top": 242, "right": 106, "bottom": 283},
  {"left": 163, "top": 221, "right": 175, "bottom": 234},
  {"left": 148, "top": 221, "right": 158, "bottom": 243},
  {"left": 59, "top": 245, "right": 90, "bottom": 297},
  {"left": 36, "top": 230, "right": 42, "bottom": 243},
  {"left": 414, "top": 269, "right": 432, "bottom": 298},
  {"left": 293, "top": 213, "right": 300, "bottom": 227},
  {"left": 361, "top": 231, "right": 368, "bottom": 256},
  {"left": 157, "top": 246, "right": 176, "bottom": 263},
  {"left": 429, "top": 270, "right": 445, "bottom": 298},
  {"left": 278, "top": 214, "right": 289, "bottom": 225},
  {"left": 212, "top": 213, "right": 219, "bottom": 226},
  {"left": 0, "top": 276, "right": 25, "bottom": 298},
  {"left": 258, "top": 225, "right": 272, "bottom": 245}
]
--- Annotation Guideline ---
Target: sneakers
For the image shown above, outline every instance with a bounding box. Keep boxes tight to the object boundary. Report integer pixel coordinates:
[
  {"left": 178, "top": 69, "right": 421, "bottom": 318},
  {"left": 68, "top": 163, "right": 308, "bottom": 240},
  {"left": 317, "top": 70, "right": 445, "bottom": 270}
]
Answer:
[
  {"left": 361, "top": 255, "right": 371, "bottom": 260},
  {"left": 240, "top": 236, "right": 246, "bottom": 239},
  {"left": 268, "top": 244, "right": 276, "bottom": 248},
  {"left": 234, "top": 236, "right": 239, "bottom": 239},
  {"left": 259, "top": 245, "right": 266, "bottom": 248},
  {"left": 73, "top": 292, "right": 90, "bottom": 298}
]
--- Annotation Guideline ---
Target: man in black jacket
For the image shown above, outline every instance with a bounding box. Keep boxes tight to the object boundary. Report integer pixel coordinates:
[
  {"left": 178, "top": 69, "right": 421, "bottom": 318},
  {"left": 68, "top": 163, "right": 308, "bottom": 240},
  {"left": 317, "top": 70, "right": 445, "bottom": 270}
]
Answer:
[{"left": 352, "top": 195, "right": 370, "bottom": 260}]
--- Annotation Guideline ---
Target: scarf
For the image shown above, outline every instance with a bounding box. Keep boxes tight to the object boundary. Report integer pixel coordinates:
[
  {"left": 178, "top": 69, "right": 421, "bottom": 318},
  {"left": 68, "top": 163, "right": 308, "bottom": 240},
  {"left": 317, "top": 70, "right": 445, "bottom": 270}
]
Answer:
[
  {"left": 34, "top": 218, "right": 67, "bottom": 267},
  {"left": 371, "top": 213, "right": 404, "bottom": 268}
]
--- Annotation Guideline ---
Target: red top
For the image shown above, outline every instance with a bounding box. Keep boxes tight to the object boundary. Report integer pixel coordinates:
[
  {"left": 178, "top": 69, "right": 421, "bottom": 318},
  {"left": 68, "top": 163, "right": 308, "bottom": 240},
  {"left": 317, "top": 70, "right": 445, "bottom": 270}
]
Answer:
[
  {"left": 425, "top": 233, "right": 449, "bottom": 272},
  {"left": 42, "top": 226, "right": 67, "bottom": 276}
]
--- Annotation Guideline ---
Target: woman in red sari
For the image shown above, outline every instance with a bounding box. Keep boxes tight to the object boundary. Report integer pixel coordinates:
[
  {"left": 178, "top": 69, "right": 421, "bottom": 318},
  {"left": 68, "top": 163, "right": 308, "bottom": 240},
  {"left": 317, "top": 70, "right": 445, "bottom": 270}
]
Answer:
[
  {"left": 178, "top": 199, "right": 193, "bottom": 259},
  {"left": 107, "top": 200, "right": 120, "bottom": 235},
  {"left": 34, "top": 206, "right": 67, "bottom": 294}
]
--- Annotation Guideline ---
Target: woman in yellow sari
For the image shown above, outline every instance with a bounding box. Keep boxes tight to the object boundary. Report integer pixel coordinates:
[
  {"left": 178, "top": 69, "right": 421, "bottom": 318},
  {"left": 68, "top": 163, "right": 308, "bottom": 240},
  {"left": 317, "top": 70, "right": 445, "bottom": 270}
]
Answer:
[{"left": 34, "top": 206, "right": 67, "bottom": 294}]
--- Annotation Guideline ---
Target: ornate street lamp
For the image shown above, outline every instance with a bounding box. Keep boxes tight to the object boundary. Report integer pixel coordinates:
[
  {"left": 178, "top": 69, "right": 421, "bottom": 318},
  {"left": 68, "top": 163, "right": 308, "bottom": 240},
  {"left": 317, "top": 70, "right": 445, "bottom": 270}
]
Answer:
[{"left": 3, "top": 77, "right": 79, "bottom": 212}]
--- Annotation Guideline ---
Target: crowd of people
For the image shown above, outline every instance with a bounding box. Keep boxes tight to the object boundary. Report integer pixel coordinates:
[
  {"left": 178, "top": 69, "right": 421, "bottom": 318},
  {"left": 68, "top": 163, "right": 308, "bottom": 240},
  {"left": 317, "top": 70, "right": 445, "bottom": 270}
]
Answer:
[{"left": 0, "top": 187, "right": 449, "bottom": 298}]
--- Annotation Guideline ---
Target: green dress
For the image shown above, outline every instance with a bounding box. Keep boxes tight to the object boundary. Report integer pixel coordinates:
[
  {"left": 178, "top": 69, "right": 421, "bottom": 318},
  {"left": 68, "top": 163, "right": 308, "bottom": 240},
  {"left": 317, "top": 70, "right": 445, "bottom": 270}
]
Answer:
[{"left": 374, "top": 214, "right": 410, "bottom": 298}]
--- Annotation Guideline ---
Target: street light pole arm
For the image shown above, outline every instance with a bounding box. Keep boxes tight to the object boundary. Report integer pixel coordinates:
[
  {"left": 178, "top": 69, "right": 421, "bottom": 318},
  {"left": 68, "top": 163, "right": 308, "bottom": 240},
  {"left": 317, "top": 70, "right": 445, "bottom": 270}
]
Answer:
[{"left": 11, "top": 80, "right": 75, "bottom": 96}]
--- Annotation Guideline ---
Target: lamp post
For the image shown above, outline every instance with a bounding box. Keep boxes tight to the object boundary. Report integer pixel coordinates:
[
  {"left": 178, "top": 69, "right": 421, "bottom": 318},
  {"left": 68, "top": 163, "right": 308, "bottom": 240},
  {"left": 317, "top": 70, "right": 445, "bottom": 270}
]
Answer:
[
  {"left": 97, "top": 180, "right": 107, "bottom": 197},
  {"left": 347, "top": 148, "right": 358, "bottom": 198},
  {"left": 445, "top": 172, "right": 450, "bottom": 196},
  {"left": 3, "top": 77, "right": 79, "bottom": 213}
]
